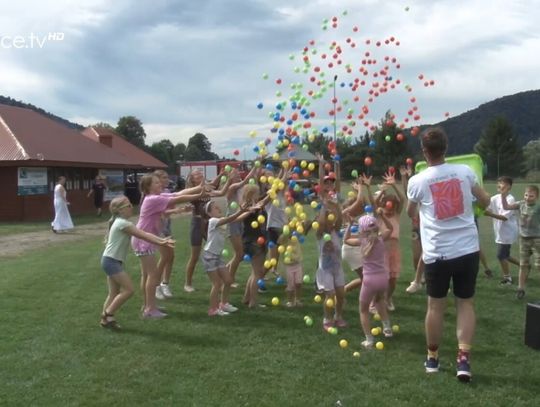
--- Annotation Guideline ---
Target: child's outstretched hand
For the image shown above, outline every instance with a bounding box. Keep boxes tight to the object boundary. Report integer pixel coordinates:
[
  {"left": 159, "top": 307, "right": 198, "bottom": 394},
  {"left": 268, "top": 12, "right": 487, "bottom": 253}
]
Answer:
[
  {"left": 399, "top": 165, "right": 412, "bottom": 178},
  {"left": 360, "top": 173, "right": 372, "bottom": 186},
  {"left": 383, "top": 172, "right": 396, "bottom": 185},
  {"left": 161, "top": 238, "right": 176, "bottom": 248}
]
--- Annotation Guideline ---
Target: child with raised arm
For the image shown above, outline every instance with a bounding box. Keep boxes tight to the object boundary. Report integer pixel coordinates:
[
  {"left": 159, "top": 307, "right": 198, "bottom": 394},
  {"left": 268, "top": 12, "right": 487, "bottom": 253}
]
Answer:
[
  {"left": 376, "top": 170, "right": 405, "bottom": 311},
  {"left": 485, "top": 176, "right": 519, "bottom": 285},
  {"left": 133, "top": 174, "right": 205, "bottom": 318},
  {"left": 100, "top": 196, "right": 174, "bottom": 329},
  {"left": 316, "top": 197, "right": 347, "bottom": 330},
  {"left": 501, "top": 184, "right": 540, "bottom": 299},
  {"left": 345, "top": 211, "right": 394, "bottom": 348},
  {"left": 241, "top": 185, "right": 272, "bottom": 308},
  {"left": 203, "top": 200, "right": 252, "bottom": 316},
  {"left": 226, "top": 166, "right": 259, "bottom": 287}
]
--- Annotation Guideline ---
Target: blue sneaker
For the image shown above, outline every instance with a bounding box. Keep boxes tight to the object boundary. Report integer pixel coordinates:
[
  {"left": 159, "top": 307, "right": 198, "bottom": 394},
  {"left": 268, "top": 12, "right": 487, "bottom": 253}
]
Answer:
[
  {"left": 424, "top": 357, "right": 440, "bottom": 373},
  {"left": 456, "top": 358, "right": 472, "bottom": 382}
]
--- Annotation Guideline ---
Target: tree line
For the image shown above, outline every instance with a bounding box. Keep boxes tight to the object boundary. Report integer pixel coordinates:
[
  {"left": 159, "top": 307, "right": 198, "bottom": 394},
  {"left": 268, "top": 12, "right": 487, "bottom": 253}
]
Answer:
[{"left": 98, "top": 114, "right": 538, "bottom": 180}]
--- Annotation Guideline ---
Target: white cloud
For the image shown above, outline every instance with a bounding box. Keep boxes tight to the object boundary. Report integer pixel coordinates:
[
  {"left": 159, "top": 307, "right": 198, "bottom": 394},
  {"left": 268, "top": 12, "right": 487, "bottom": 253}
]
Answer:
[{"left": 2, "top": 0, "right": 540, "bottom": 161}]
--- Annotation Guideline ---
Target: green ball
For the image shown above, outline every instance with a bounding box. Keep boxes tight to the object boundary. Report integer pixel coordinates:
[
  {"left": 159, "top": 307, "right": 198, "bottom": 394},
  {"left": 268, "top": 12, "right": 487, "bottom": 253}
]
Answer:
[
  {"left": 305, "top": 318, "right": 313, "bottom": 327},
  {"left": 303, "top": 275, "right": 311, "bottom": 284},
  {"left": 254, "top": 160, "right": 261, "bottom": 168},
  {"left": 221, "top": 249, "right": 229, "bottom": 257},
  {"left": 323, "top": 233, "right": 332, "bottom": 242},
  {"left": 351, "top": 170, "right": 358, "bottom": 178},
  {"left": 385, "top": 135, "right": 391, "bottom": 142},
  {"left": 248, "top": 178, "right": 256, "bottom": 185},
  {"left": 230, "top": 201, "right": 239, "bottom": 210}
]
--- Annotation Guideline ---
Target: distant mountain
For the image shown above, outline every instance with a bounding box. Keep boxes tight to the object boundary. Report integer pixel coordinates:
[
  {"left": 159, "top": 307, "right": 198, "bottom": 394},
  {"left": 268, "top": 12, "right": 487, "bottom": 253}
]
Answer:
[
  {"left": 0, "top": 95, "right": 83, "bottom": 130},
  {"left": 426, "top": 90, "right": 540, "bottom": 155}
]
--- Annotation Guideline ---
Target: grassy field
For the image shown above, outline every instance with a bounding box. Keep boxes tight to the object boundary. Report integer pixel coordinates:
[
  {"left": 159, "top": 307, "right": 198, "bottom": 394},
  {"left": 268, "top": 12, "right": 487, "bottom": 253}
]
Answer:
[
  {"left": 0, "top": 214, "right": 110, "bottom": 237},
  {"left": 1, "top": 182, "right": 539, "bottom": 406}
]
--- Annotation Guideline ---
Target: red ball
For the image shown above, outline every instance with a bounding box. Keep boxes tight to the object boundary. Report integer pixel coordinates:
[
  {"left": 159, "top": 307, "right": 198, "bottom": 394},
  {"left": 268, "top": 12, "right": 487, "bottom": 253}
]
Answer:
[
  {"left": 406, "top": 158, "right": 413, "bottom": 165},
  {"left": 364, "top": 157, "right": 373, "bottom": 166},
  {"left": 257, "top": 236, "right": 266, "bottom": 246},
  {"left": 385, "top": 200, "right": 393, "bottom": 209},
  {"left": 396, "top": 133, "right": 404, "bottom": 141},
  {"left": 388, "top": 166, "right": 395, "bottom": 174},
  {"left": 233, "top": 150, "right": 240, "bottom": 156}
]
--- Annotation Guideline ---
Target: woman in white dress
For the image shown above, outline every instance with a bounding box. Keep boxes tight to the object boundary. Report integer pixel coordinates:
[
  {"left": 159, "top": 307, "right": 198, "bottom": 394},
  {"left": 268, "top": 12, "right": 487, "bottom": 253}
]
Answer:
[{"left": 51, "top": 176, "right": 74, "bottom": 233}]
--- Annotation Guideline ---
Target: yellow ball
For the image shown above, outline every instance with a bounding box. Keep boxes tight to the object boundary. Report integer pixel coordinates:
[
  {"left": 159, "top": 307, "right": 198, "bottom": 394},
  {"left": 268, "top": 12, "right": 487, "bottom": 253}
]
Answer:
[
  {"left": 272, "top": 199, "right": 280, "bottom": 207},
  {"left": 296, "top": 225, "right": 305, "bottom": 234},
  {"left": 271, "top": 297, "right": 280, "bottom": 306},
  {"left": 259, "top": 176, "right": 267, "bottom": 184},
  {"left": 375, "top": 341, "right": 384, "bottom": 350},
  {"left": 284, "top": 256, "right": 292, "bottom": 264},
  {"left": 353, "top": 351, "right": 361, "bottom": 358},
  {"left": 325, "top": 298, "right": 334, "bottom": 308},
  {"left": 348, "top": 191, "right": 356, "bottom": 199},
  {"left": 308, "top": 163, "right": 315, "bottom": 171},
  {"left": 371, "top": 327, "right": 381, "bottom": 336},
  {"left": 291, "top": 236, "right": 298, "bottom": 242},
  {"left": 257, "top": 215, "right": 266, "bottom": 224},
  {"left": 310, "top": 201, "right": 318, "bottom": 209},
  {"left": 373, "top": 313, "right": 381, "bottom": 321},
  {"left": 264, "top": 260, "right": 272, "bottom": 269},
  {"left": 268, "top": 176, "right": 275, "bottom": 184},
  {"left": 285, "top": 207, "right": 292, "bottom": 215},
  {"left": 392, "top": 325, "right": 400, "bottom": 333},
  {"left": 314, "top": 295, "right": 322, "bottom": 303},
  {"left": 278, "top": 181, "right": 285, "bottom": 190},
  {"left": 278, "top": 245, "right": 285, "bottom": 254},
  {"left": 300, "top": 160, "right": 308, "bottom": 168},
  {"left": 339, "top": 339, "right": 348, "bottom": 349},
  {"left": 283, "top": 226, "right": 290, "bottom": 235},
  {"left": 251, "top": 221, "right": 259, "bottom": 229},
  {"left": 272, "top": 153, "right": 280, "bottom": 161},
  {"left": 327, "top": 213, "right": 336, "bottom": 222},
  {"left": 283, "top": 139, "right": 290, "bottom": 147},
  {"left": 270, "top": 258, "right": 277, "bottom": 266},
  {"left": 282, "top": 161, "right": 289, "bottom": 169},
  {"left": 300, "top": 213, "right": 307, "bottom": 220},
  {"left": 249, "top": 130, "right": 257, "bottom": 138},
  {"left": 311, "top": 221, "right": 320, "bottom": 230}
]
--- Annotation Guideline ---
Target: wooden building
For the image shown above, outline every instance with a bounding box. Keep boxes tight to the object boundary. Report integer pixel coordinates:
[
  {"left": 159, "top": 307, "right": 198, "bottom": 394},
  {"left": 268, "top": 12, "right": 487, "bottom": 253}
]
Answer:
[{"left": 0, "top": 105, "right": 166, "bottom": 221}]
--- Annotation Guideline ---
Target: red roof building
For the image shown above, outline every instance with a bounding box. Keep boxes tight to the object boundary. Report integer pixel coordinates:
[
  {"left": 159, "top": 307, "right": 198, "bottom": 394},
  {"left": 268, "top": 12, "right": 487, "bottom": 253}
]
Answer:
[{"left": 0, "top": 104, "right": 166, "bottom": 221}]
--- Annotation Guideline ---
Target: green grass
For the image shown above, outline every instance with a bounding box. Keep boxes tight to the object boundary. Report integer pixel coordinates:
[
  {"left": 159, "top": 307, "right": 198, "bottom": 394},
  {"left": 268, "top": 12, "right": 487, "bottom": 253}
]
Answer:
[
  {"left": 1, "top": 183, "right": 539, "bottom": 406},
  {"left": 0, "top": 214, "right": 107, "bottom": 237}
]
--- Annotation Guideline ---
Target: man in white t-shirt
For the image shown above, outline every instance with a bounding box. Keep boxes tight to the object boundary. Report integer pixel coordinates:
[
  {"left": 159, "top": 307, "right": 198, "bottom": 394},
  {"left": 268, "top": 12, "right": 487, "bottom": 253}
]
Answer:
[
  {"left": 406, "top": 127, "right": 490, "bottom": 383},
  {"left": 486, "top": 176, "right": 519, "bottom": 285}
]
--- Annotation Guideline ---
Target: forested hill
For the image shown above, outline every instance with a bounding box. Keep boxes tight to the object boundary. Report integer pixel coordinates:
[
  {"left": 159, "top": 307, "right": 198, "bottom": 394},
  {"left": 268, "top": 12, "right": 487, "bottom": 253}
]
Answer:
[
  {"left": 430, "top": 89, "right": 540, "bottom": 155},
  {"left": 0, "top": 95, "right": 83, "bottom": 130}
]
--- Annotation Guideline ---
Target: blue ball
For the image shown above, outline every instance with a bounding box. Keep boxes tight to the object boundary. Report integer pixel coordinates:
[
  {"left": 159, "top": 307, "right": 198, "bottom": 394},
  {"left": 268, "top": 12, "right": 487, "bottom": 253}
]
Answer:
[
  {"left": 291, "top": 101, "right": 297, "bottom": 109},
  {"left": 298, "top": 235, "right": 305, "bottom": 244},
  {"left": 369, "top": 140, "right": 376, "bottom": 148},
  {"left": 364, "top": 205, "right": 373, "bottom": 213},
  {"left": 278, "top": 134, "right": 285, "bottom": 141},
  {"left": 300, "top": 108, "right": 307, "bottom": 115},
  {"left": 257, "top": 278, "right": 266, "bottom": 289},
  {"left": 293, "top": 166, "right": 301, "bottom": 174},
  {"left": 303, "top": 188, "right": 310, "bottom": 195},
  {"left": 350, "top": 225, "right": 359, "bottom": 234},
  {"left": 276, "top": 276, "right": 285, "bottom": 285},
  {"left": 265, "top": 163, "right": 274, "bottom": 171},
  {"left": 276, "top": 103, "right": 283, "bottom": 110},
  {"left": 287, "top": 119, "right": 293, "bottom": 125},
  {"left": 270, "top": 127, "right": 278, "bottom": 133},
  {"left": 289, "top": 180, "right": 297, "bottom": 188},
  {"left": 268, "top": 241, "right": 276, "bottom": 249},
  {"left": 244, "top": 254, "right": 252, "bottom": 262},
  {"left": 304, "top": 114, "right": 310, "bottom": 120},
  {"left": 253, "top": 146, "right": 260, "bottom": 153},
  {"left": 333, "top": 154, "right": 341, "bottom": 161},
  {"left": 257, "top": 102, "right": 264, "bottom": 109},
  {"left": 322, "top": 127, "right": 329, "bottom": 133}
]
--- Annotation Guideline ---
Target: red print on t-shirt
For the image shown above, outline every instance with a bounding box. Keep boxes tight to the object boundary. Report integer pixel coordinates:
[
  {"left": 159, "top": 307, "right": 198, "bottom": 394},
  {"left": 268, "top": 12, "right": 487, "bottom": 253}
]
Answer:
[{"left": 429, "top": 179, "right": 464, "bottom": 220}]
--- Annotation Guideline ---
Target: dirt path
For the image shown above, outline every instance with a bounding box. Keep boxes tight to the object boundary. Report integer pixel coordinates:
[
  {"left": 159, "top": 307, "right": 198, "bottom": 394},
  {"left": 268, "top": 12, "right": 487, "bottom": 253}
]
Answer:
[{"left": 0, "top": 221, "right": 110, "bottom": 258}]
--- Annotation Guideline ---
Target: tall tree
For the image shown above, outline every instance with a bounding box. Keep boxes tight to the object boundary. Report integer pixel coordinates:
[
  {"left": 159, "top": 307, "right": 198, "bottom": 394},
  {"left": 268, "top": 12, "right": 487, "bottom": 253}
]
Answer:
[
  {"left": 523, "top": 139, "right": 540, "bottom": 173},
  {"left": 116, "top": 116, "right": 147, "bottom": 149},
  {"left": 187, "top": 133, "right": 219, "bottom": 160},
  {"left": 474, "top": 116, "right": 524, "bottom": 178},
  {"left": 370, "top": 112, "right": 411, "bottom": 175}
]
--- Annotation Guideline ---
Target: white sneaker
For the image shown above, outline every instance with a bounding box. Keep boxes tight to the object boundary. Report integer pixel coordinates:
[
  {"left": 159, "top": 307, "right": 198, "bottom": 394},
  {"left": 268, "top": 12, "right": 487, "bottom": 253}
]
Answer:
[
  {"left": 387, "top": 298, "right": 395, "bottom": 312},
  {"left": 155, "top": 286, "right": 165, "bottom": 300},
  {"left": 208, "top": 308, "right": 230, "bottom": 316},
  {"left": 406, "top": 281, "right": 422, "bottom": 294},
  {"left": 220, "top": 303, "right": 238, "bottom": 313},
  {"left": 160, "top": 283, "right": 173, "bottom": 298},
  {"left": 184, "top": 285, "right": 195, "bottom": 293}
]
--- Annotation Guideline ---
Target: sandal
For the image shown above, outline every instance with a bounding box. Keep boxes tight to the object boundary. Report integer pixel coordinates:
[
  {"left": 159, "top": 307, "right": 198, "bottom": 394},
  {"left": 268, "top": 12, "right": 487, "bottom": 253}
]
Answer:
[{"left": 100, "top": 312, "right": 121, "bottom": 330}]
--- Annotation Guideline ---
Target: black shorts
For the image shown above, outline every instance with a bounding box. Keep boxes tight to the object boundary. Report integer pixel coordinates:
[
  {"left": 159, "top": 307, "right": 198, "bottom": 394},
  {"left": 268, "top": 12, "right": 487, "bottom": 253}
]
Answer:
[
  {"left": 496, "top": 244, "right": 512, "bottom": 261},
  {"left": 190, "top": 216, "right": 207, "bottom": 246},
  {"left": 243, "top": 240, "right": 268, "bottom": 258},
  {"left": 267, "top": 227, "right": 282, "bottom": 244},
  {"left": 94, "top": 196, "right": 104, "bottom": 209},
  {"left": 424, "top": 252, "right": 479, "bottom": 299}
]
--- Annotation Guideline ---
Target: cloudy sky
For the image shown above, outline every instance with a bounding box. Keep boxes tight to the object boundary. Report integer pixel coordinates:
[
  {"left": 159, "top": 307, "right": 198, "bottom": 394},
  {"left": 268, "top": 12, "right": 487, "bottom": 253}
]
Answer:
[{"left": 1, "top": 0, "right": 539, "bottom": 158}]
